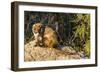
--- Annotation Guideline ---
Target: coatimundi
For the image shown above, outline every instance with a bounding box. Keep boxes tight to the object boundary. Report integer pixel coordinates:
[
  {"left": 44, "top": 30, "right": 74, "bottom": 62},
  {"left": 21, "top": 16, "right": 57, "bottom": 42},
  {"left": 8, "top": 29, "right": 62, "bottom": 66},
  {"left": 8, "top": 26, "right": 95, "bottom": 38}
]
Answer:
[{"left": 32, "top": 23, "right": 58, "bottom": 48}]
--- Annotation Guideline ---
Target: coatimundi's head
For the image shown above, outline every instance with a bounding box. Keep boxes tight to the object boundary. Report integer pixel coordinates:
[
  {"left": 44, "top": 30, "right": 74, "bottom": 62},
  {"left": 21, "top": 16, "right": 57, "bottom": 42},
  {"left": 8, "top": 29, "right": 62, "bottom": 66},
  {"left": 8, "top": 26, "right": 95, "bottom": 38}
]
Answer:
[{"left": 32, "top": 23, "right": 42, "bottom": 34}]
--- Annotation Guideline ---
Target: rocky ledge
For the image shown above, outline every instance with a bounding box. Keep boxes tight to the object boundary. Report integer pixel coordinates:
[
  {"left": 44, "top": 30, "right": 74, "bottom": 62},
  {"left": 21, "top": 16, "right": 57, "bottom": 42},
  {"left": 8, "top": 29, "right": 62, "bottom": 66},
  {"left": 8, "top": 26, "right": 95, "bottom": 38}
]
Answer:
[{"left": 24, "top": 41, "right": 85, "bottom": 61}]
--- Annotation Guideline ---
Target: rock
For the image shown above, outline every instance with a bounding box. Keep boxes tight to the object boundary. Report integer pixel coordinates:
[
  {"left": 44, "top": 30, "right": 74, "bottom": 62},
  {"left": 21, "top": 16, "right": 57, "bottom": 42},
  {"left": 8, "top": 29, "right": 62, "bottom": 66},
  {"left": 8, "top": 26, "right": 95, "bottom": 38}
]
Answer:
[
  {"left": 24, "top": 40, "right": 84, "bottom": 61},
  {"left": 61, "top": 46, "right": 76, "bottom": 54},
  {"left": 24, "top": 52, "right": 33, "bottom": 61},
  {"left": 69, "top": 54, "right": 81, "bottom": 59},
  {"left": 77, "top": 51, "right": 85, "bottom": 58}
]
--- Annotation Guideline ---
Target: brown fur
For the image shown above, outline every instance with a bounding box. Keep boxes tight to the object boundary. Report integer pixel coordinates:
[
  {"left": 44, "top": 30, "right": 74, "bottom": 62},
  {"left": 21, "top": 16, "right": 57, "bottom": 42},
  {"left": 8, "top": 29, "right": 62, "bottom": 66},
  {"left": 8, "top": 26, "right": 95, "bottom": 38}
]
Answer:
[{"left": 32, "top": 23, "right": 58, "bottom": 48}]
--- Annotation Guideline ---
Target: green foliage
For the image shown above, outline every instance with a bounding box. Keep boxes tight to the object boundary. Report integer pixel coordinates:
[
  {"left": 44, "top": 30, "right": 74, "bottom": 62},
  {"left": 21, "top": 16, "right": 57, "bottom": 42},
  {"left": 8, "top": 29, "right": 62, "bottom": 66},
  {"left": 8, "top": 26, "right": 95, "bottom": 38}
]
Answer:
[
  {"left": 71, "top": 14, "right": 90, "bottom": 57},
  {"left": 84, "top": 40, "right": 90, "bottom": 57},
  {"left": 73, "top": 14, "right": 90, "bottom": 40},
  {"left": 74, "top": 24, "right": 86, "bottom": 40}
]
